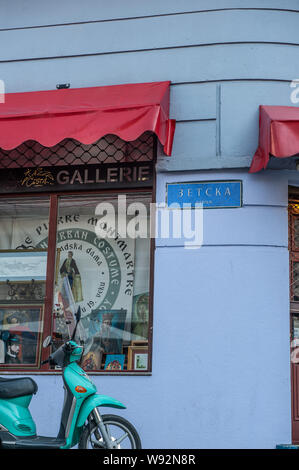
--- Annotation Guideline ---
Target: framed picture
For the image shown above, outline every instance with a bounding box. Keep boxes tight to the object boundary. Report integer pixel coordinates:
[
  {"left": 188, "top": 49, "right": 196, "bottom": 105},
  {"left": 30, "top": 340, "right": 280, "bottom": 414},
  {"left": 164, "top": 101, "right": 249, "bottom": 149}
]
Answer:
[
  {"left": 0, "top": 250, "right": 47, "bottom": 282},
  {"left": 0, "top": 305, "right": 44, "bottom": 369},
  {"left": 127, "top": 346, "right": 148, "bottom": 371},
  {"left": 86, "top": 309, "right": 127, "bottom": 355},
  {"left": 0, "top": 279, "right": 45, "bottom": 303},
  {"left": 131, "top": 340, "right": 148, "bottom": 347},
  {"left": 81, "top": 349, "right": 103, "bottom": 371},
  {"left": 131, "top": 292, "right": 149, "bottom": 340},
  {"left": 104, "top": 354, "right": 125, "bottom": 371}
]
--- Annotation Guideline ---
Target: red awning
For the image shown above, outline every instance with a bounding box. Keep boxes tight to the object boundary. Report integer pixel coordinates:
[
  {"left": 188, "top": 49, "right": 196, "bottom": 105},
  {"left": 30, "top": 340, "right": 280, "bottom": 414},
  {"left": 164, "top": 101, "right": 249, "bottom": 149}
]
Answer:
[
  {"left": 0, "top": 81, "right": 176, "bottom": 155},
  {"left": 250, "top": 105, "right": 299, "bottom": 173}
]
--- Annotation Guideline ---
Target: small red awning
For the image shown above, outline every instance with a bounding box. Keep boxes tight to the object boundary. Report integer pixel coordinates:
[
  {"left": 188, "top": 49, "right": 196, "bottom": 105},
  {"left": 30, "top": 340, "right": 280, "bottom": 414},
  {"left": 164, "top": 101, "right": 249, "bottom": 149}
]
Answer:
[
  {"left": 0, "top": 81, "right": 176, "bottom": 155},
  {"left": 250, "top": 105, "right": 299, "bottom": 173}
]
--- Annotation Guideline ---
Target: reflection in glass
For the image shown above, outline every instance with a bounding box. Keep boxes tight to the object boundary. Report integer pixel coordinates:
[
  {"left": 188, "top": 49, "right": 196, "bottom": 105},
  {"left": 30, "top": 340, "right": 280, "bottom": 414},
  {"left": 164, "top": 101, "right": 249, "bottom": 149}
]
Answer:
[
  {"left": 0, "top": 197, "right": 49, "bottom": 369},
  {"left": 52, "top": 194, "right": 151, "bottom": 371},
  {"left": 294, "top": 218, "right": 299, "bottom": 249},
  {"left": 293, "top": 262, "right": 299, "bottom": 301},
  {"left": 0, "top": 305, "right": 43, "bottom": 367}
]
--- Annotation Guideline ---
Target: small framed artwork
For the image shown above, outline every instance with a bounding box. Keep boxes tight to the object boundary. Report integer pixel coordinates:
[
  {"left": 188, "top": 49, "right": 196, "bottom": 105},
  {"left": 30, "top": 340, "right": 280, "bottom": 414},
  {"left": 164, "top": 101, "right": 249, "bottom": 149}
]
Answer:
[
  {"left": 0, "top": 304, "right": 44, "bottom": 369},
  {"left": 0, "top": 279, "right": 45, "bottom": 303},
  {"left": 87, "top": 309, "right": 127, "bottom": 354},
  {"left": 131, "top": 340, "right": 148, "bottom": 347},
  {"left": 131, "top": 292, "right": 149, "bottom": 340},
  {"left": 104, "top": 354, "right": 125, "bottom": 371},
  {"left": 127, "top": 346, "right": 148, "bottom": 371},
  {"left": 0, "top": 250, "right": 47, "bottom": 282},
  {"left": 81, "top": 349, "right": 103, "bottom": 371}
]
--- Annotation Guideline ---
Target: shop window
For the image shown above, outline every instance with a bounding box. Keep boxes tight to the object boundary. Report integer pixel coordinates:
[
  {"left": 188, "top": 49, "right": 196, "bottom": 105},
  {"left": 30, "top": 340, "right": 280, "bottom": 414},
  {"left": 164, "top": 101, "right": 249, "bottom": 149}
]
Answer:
[
  {"left": 0, "top": 192, "right": 153, "bottom": 373},
  {"left": 51, "top": 193, "right": 152, "bottom": 373},
  {"left": 0, "top": 197, "right": 49, "bottom": 369}
]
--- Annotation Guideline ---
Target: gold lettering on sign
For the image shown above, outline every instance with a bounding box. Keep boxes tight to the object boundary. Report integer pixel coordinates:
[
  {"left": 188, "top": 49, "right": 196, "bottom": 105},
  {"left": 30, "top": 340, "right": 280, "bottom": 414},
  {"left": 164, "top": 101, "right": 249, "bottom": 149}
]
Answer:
[{"left": 21, "top": 168, "right": 54, "bottom": 188}]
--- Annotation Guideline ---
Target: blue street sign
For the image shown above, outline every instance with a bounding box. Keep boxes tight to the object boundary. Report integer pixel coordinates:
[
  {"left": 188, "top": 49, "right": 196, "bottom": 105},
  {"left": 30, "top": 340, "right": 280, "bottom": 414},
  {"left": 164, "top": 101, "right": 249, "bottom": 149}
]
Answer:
[{"left": 166, "top": 180, "right": 242, "bottom": 209}]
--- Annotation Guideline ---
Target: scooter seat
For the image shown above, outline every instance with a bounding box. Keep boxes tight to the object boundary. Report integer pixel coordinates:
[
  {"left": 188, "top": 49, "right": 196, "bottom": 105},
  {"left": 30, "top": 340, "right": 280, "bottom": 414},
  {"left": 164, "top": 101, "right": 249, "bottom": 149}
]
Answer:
[{"left": 0, "top": 377, "right": 38, "bottom": 399}]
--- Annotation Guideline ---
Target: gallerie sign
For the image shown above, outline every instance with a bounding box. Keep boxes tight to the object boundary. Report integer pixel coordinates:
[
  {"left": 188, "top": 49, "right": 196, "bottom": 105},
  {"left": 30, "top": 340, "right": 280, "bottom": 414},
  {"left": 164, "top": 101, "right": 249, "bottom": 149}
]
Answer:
[{"left": 0, "top": 162, "right": 154, "bottom": 194}]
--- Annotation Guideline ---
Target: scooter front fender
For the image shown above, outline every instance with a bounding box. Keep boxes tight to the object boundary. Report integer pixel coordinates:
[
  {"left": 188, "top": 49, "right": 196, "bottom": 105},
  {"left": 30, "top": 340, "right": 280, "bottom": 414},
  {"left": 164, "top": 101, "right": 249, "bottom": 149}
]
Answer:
[{"left": 76, "top": 393, "right": 126, "bottom": 429}]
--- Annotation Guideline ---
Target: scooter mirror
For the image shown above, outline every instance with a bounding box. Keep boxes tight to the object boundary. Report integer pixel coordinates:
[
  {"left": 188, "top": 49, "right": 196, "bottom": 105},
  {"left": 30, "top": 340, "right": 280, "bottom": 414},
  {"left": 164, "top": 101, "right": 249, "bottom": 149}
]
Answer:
[
  {"left": 43, "top": 336, "right": 52, "bottom": 348},
  {"left": 71, "top": 306, "right": 82, "bottom": 341},
  {"left": 75, "top": 306, "right": 81, "bottom": 323}
]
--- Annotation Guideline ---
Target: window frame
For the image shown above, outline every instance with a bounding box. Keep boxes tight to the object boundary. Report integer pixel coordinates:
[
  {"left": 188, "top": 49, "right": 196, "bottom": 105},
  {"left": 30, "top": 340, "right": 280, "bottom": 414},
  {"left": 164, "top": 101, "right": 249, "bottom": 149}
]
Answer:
[{"left": 0, "top": 185, "right": 155, "bottom": 375}]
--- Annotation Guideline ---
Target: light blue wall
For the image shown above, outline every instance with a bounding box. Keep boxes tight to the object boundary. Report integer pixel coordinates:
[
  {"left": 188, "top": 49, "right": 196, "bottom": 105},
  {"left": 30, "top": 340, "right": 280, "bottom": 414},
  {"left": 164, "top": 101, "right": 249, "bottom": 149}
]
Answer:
[
  {"left": 0, "top": 0, "right": 297, "bottom": 448},
  {"left": 27, "top": 169, "right": 291, "bottom": 449},
  {"left": 1, "top": 1, "right": 299, "bottom": 170},
  {"left": 152, "top": 169, "right": 291, "bottom": 449}
]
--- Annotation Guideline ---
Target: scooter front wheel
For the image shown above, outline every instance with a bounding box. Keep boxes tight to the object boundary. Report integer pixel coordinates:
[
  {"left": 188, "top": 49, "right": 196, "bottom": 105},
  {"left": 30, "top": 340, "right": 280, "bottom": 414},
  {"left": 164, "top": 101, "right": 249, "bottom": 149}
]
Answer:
[{"left": 79, "top": 413, "right": 142, "bottom": 449}]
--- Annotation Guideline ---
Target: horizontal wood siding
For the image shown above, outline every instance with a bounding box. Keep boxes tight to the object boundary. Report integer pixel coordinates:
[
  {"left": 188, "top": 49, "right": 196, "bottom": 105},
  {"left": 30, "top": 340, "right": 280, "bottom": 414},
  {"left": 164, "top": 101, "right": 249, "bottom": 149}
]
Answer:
[
  {"left": 1, "top": 10, "right": 299, "bottom": 60},
  {"left": 1, "top": 0, "right": 299, "bottom": 29},
  {"left": 1, "top": 2, "right": 298, "bottom": 170}
]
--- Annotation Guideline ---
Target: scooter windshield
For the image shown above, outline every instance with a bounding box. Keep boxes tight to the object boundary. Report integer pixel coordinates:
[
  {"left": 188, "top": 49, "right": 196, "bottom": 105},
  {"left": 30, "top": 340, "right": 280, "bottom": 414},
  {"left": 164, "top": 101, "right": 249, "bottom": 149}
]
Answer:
[{"left": 49, "top": 345, "right": 66, "bottom": 368}]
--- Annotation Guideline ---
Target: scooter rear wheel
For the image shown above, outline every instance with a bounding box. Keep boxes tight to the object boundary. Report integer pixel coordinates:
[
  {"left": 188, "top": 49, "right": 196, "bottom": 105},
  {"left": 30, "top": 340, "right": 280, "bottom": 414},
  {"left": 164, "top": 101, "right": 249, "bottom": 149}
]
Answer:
[{"left": 78, "top": 413, "right": 142, "bottom": 449}]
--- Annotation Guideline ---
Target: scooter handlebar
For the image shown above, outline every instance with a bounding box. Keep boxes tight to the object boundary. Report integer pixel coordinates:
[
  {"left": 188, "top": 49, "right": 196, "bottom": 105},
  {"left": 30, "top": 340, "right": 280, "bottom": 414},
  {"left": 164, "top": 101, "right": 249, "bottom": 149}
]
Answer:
[{"left": 41, "top": 341, "right": 82, "bottom": 368}]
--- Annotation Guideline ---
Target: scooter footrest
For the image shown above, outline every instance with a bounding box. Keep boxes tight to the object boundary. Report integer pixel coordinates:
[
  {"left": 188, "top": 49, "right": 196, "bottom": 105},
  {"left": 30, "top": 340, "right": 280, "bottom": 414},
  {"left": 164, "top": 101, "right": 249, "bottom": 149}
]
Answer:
[{"left": 16, "top": 436, "right": 66, "bottom": 449}]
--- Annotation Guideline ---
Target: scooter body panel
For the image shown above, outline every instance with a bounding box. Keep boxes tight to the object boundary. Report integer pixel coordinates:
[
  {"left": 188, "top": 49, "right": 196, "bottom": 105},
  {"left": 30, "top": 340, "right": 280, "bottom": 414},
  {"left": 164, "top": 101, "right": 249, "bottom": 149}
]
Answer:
[
  {"left": 0, "top": 395, "right": 36, "bottom": 437},
  {"left": 63, "top": 361, "right": 97, "bottom": 397},
  {"left": 60, "top": 393, "right": 126, "bottom": 449},
  {"left": 76, "top": 393, "right": 126, "bottom": 429},
  {"left": 60, "top": 362, "right": 126, "bottom": 449}
]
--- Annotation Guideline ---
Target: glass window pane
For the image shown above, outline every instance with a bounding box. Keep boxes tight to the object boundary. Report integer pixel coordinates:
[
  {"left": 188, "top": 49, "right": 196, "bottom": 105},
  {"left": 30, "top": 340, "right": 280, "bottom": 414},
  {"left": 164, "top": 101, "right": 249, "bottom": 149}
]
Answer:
[
  {"left": 52, "top": 193, "right": 151, "bottom": 372},
  {"left": 0, "top": 197, "right": 49, "bottom": 369},
  {"left": 292, "top": 261, "right": 299, "bottom": 301},
  {"left": 294, "top": 218, "right": 299, "bottom": 249},
  {"left": 293, "top": 315, "right": 299, "bottom": 340}
]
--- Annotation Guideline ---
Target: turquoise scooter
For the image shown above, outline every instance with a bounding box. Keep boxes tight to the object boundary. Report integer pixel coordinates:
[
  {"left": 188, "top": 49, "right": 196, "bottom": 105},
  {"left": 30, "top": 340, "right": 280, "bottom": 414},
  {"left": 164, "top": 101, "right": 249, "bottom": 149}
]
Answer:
[{"left": 0, "top": 308, "right": 141, "bottom": 449}]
